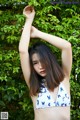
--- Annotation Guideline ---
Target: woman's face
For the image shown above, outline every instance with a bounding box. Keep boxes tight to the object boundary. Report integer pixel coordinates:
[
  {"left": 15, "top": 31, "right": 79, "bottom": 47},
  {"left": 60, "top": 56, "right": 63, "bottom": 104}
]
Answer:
[{"left": 32, "top": 53, "right": 46, "bottom": 77}]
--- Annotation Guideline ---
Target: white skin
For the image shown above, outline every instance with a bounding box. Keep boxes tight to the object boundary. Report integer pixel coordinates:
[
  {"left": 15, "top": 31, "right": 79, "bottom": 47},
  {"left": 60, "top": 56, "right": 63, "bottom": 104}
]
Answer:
[
  {"left": 32, "top": 53, "right": 46, "bottom": 77},
  {"left": 19, "top": 5, "right": 72, "bottom": 120}
]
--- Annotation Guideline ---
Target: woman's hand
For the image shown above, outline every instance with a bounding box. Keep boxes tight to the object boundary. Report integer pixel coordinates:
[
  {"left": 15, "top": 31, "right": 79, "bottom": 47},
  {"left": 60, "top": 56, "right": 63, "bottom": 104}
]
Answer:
[
  {"left": 30, "top": 26, "right": 39, "bottom": 38},
  {"left": 23, "top": 6, "right": 35, "bottom": 20}
]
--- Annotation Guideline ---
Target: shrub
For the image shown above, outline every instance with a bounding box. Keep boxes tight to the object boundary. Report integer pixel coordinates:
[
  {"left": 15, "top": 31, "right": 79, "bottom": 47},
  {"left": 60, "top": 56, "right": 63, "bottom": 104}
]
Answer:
[{"left": 0, "top": 0, "right": 80, "bottom": 119}]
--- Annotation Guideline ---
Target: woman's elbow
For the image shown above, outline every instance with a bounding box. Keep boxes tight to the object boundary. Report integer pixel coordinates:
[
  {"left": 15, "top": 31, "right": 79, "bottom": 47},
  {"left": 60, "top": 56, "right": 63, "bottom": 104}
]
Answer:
[{"left": 65, "top": 42, "right": 72, "bottom": 50}]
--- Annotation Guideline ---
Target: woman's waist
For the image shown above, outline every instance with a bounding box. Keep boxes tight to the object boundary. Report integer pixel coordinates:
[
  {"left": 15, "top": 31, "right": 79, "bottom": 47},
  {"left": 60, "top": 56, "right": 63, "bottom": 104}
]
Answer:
[{"left": 34, "top": 106, "right": 70, "bottom": 120}]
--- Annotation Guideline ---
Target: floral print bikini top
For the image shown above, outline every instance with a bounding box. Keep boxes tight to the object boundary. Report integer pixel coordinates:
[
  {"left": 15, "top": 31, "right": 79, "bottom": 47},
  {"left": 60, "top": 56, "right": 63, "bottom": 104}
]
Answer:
[{"left": 36, "top": 82, "right": 70, "bottom": 109}]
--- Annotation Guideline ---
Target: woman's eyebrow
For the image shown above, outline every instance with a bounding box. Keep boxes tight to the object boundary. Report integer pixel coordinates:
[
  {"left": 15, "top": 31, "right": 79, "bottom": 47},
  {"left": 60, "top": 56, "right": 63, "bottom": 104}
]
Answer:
[{"left": 32, "top": 60, "right": 38, "bottom": 62}]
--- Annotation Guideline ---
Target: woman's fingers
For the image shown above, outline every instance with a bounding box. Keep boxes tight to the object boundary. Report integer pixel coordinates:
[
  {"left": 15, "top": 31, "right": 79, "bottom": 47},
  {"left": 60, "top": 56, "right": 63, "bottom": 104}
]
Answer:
[
  {"left": 23, "top": 5, "right": 35, "bottom": 19},
  {"left": 24, "top": 6, "right": 34, "bottom": 14}
]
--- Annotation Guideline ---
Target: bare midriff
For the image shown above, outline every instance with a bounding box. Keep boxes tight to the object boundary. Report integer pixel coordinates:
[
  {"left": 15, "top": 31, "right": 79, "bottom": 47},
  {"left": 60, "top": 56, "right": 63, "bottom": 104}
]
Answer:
[{"left": 34, "top": 107, "right": 70, "bottom": 120}]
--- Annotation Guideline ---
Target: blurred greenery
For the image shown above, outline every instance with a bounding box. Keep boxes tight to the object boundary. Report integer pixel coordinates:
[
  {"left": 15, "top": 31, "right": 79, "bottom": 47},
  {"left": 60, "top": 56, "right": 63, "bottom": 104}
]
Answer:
[{"left": 0, "top": 0, "right": 80, "bottom": 120}]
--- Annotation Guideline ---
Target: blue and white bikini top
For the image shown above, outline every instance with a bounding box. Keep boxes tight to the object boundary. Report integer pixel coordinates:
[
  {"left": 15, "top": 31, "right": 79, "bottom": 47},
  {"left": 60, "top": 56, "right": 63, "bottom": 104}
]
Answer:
[{"left": 36, "top": 82, "right": 70, "bottom": 109}]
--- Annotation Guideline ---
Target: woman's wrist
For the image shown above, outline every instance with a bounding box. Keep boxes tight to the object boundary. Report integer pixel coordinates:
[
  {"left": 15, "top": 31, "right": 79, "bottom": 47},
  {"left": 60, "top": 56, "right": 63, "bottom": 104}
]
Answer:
[
  {"left": 25, "top": 18, "right": 33, "bottom": 24},
  {"left": 37, "top": 30, "right": 43, "bottom": 38}
]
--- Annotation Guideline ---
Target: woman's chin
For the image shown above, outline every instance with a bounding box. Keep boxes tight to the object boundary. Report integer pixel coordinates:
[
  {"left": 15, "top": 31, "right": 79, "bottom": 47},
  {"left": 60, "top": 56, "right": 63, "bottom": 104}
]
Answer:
[{"left": 39, "top": 73, "right": 46, "bottom": 77}]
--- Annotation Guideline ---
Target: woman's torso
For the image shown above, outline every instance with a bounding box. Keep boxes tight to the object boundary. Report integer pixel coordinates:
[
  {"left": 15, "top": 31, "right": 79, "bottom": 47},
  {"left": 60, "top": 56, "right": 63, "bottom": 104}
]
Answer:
[
  {"left": 34, "top": 106, "right": 70, "bottom": 120},
  {"left": 31, "top": 78, "right": 70, "bottom": 120}
]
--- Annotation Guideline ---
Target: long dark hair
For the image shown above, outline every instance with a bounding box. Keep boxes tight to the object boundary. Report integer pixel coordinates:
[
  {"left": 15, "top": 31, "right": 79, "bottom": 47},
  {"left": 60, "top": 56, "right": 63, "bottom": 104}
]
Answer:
[{"left": 28, "top": 42, "right": 65, "bottom": 96}]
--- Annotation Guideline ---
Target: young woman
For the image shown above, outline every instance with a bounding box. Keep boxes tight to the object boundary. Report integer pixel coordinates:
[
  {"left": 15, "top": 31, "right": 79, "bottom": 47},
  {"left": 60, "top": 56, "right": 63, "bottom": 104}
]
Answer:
[{"left": 19, "top": 6, "right": 72, "bottom": 120}]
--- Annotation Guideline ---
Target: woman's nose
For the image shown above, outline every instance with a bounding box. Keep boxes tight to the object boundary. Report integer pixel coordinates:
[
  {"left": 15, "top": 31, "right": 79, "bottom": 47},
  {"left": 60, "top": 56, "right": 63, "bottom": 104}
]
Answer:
[{"left": 38, "top": 62, "right": 43, "bottom": 69}]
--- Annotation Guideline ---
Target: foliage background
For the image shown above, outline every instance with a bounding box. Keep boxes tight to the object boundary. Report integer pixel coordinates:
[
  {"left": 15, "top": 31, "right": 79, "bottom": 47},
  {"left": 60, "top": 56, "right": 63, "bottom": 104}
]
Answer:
[{"left": 0, "top": 0, "right": 80, "bottom": 120}]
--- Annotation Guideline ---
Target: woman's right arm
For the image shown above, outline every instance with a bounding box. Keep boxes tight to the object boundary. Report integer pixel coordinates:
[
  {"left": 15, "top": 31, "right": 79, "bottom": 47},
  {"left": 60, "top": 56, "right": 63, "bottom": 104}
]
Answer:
[{"left": 19, "top": 6, "right": 35, "bottom": 86}]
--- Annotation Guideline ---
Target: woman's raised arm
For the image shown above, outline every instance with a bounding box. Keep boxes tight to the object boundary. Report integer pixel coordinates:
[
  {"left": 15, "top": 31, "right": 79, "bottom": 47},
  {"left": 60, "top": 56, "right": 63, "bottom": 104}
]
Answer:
[
  {"left": 30, "top": 26, "right": 72, "bottom": 79},
  {"left": 19, "top": 6, "right": 35, "bottom": 86}
]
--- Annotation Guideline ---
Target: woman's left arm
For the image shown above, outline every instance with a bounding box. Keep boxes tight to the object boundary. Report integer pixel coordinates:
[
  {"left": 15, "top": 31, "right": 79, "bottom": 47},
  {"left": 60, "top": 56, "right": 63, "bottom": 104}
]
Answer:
[{"left": 30, "top": 26, "right": 72, "bottom": 79}]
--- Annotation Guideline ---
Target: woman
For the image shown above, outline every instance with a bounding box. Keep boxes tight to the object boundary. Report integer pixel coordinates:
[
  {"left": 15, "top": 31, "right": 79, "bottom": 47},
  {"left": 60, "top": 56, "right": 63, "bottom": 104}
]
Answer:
[{"left": 19, "top": 6, "right": 72, "bottom": 120}]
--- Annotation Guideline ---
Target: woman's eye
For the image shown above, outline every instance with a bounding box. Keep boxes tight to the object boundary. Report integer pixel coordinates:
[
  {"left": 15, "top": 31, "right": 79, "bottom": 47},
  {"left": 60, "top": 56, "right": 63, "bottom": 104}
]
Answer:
[{"left": 33, "top": 62, "right": 37, "bottom": 65}]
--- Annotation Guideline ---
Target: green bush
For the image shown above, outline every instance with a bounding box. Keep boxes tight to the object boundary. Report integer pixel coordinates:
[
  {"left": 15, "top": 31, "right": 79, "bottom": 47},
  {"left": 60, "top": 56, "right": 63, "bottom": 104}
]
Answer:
[{"left": 0, "top": 0, "right": 80, "bottom": 120}]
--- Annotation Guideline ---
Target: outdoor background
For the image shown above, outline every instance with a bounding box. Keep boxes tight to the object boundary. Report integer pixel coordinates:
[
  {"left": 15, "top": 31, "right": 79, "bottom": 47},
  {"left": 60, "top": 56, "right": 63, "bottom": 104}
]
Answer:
[{"left": 0, "top": 0, "right": 80, "bottom": 120}]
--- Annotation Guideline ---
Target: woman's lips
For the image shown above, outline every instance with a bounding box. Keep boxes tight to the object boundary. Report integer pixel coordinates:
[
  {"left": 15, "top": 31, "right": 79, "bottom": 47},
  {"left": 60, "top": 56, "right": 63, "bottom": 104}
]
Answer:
[{"left": 40, "top": 70, "right": 46, "bottom": 74}]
